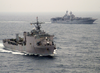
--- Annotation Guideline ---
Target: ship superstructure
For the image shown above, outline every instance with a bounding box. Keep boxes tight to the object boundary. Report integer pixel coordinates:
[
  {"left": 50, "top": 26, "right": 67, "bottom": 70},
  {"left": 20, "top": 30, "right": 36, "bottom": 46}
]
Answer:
[
  {"left": 3, "top": 17, "right": 56, "bottom": 56},
  {"left": 51, "top": 11, "right": 97, "bottom": 24}
]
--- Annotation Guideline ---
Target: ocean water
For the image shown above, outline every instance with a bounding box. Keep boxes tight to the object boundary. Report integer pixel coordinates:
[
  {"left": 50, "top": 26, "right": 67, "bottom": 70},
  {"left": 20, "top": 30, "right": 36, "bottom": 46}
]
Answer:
[{"left": 0, "top": 12, "right": 100, "bottom": 73}]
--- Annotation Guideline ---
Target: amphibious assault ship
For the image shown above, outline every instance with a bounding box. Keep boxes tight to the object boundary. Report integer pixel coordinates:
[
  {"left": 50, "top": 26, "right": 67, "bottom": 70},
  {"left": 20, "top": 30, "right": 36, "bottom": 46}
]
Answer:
[
  {"left": 3, "top": 17, "right": 56, "bottom": 56},
  {"left": 51, "top": 11, "right": 97, "bottom": 24}
]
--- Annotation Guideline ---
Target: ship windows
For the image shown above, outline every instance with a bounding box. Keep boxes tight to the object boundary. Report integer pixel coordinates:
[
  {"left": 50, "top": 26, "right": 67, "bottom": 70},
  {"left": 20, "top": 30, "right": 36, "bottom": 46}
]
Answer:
[
  {"left": 46, "top": 48, "right": 49, "bottom": 51},
  {"left": 37, "top": 41, "right": 41, "bottom": 46},
  {"left": 52, "top": 42, "right": 54, "bottom": 45}
]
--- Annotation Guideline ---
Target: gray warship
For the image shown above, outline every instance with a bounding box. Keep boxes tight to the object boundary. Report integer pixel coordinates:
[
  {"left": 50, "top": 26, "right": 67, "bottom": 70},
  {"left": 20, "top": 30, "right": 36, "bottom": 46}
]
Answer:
[
  {"left": 51, "top": 11, "right": 97, "bottom": 24},
  {"left": 3, "top": 17, "right": 56, "bottom": 56}
]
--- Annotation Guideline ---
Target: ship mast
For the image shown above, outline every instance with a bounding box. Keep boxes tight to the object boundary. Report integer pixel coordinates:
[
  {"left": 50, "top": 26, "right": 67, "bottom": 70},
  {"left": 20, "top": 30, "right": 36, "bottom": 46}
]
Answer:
[{"left": 30, "top": 17, "right": 44, "bottom": 31}]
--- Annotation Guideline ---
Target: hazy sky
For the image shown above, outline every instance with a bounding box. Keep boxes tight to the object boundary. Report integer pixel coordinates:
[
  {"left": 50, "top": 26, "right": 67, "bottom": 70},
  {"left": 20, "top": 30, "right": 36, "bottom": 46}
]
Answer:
[{"left": 0, "top": 0, "right": 100, "bottom": 13}]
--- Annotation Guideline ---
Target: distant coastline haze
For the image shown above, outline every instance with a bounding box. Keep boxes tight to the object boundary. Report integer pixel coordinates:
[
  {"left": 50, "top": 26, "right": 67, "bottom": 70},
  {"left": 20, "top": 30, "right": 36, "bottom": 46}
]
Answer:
[{"left": 0, "top": 0, "right": 100, "bottom": 13}]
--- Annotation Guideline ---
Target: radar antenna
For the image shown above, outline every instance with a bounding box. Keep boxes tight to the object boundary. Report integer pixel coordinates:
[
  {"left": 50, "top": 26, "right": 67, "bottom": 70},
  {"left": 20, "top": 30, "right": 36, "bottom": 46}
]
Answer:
[{"left": 30, "top": 17, "right": 44, "bottom": 31}]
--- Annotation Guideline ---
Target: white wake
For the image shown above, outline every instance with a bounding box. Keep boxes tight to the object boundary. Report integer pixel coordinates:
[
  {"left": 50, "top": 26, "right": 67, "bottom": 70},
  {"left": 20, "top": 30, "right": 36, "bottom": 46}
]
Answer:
[{"left": 0, "top": 42, "right": 24, "bottom": 55}]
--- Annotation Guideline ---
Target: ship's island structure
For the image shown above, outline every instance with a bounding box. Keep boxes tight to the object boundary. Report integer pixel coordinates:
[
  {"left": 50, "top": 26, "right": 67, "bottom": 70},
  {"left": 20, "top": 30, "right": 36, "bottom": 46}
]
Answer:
[
  {"left": 51, "top": 11, "right": 97, "bottom": 24},
  {"left": 3, "top": 17, "right": 56, "bottom": 56}
]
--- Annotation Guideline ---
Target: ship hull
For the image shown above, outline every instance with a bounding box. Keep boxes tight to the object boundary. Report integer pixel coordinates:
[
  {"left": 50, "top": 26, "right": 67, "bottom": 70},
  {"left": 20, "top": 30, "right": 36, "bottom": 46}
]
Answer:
[
  {"left": 3, "top": 42, "right": 56, "bottom": 56},
  {"left": 51, "top": 19, "right": 96, "bottom": 24}
]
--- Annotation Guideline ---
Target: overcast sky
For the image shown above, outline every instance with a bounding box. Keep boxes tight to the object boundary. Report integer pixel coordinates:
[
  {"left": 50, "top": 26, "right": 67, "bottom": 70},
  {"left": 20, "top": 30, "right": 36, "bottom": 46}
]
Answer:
[{"left": 0, "top": 0, "right": 100, "bottom": 13}]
